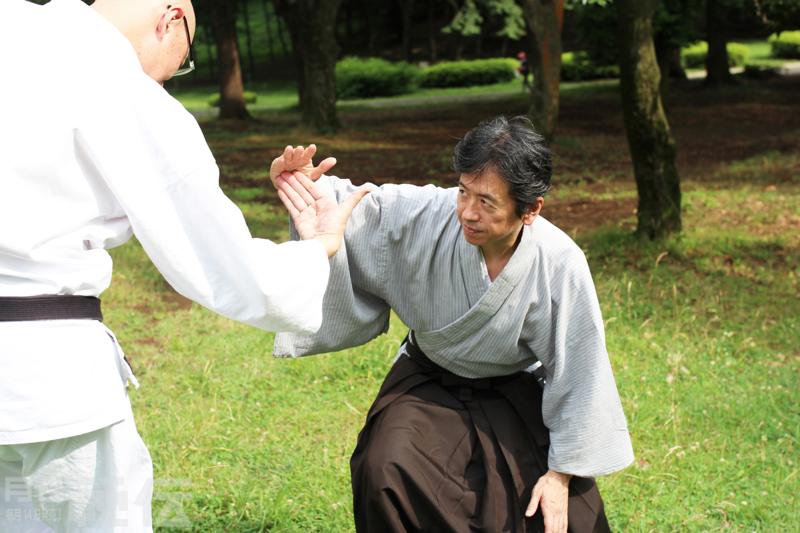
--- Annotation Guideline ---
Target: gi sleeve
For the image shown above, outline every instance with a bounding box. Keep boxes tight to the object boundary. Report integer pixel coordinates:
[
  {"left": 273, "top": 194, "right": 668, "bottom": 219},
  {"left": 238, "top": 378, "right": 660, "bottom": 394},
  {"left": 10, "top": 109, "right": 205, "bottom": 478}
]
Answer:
[
  {"left": 542, "top": 248, "right": 634, "bottom": 477},
  {"left": 274, "top": 174, "right": 392, "bottom": 356},
  {"left": 75, "top": 76, "right": 329, "bottom": 334}
]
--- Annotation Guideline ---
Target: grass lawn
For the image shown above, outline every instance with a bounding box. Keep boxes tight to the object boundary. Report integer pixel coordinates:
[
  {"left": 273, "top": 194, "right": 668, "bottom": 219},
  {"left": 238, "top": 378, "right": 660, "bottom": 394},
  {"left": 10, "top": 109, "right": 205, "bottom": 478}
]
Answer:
[{"left": 109, "top": 75, "right": 800, "bottom": 531}]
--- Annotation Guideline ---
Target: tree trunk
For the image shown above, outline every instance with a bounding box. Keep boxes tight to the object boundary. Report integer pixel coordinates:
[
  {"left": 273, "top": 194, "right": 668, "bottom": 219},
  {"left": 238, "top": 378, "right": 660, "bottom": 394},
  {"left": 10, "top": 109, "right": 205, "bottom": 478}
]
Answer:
[
  {"left": 655, "top": 41, "right": 687, "bottom": 97},
  {"left": 211, "top": 0, "right": 252, "bottom": 120},
  {"left": 705, "top": 0, "right": 734, "bottom": 85},
  {"left": 521, "top": 0, "right": 564, "bottom": 142},
  {"left": 427, "top": 0, "right": 438, "bottom": 62},
  {"left": 274, "top": 0, "right": 342, "bottom": 132},
  {"left": 241, "top": 0, "right": 256, "bottom": 81},
  {"left": 261, "top": 0, "right": 275, "bottom": 61},
  {"left": 400, "top": 0, "right": 416, "bottom": 62},
  {"left": 617, "top": 0, "right": 681, "bottom": 239}
]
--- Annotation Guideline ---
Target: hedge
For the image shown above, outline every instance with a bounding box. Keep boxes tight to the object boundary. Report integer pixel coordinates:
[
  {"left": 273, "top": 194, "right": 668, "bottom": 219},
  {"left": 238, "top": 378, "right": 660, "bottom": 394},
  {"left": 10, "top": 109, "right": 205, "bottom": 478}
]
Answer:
[
  {"left": 681, "top": 42, "right": 749, "bottom": 69},
  {"left": 561, "top": 51, "right": 619, "bottom": 81},
  {"left": 336, "top": 57, "right": 419, "bottom": 99},
  {"left": 769, "top": 31, "right": 800, "bottom": 59},
  {"left": 208, "top": 91, "right": 258, "bottom": 107},
  {"left": 419, "top": 58, "right": 517, "bottom": 88}
]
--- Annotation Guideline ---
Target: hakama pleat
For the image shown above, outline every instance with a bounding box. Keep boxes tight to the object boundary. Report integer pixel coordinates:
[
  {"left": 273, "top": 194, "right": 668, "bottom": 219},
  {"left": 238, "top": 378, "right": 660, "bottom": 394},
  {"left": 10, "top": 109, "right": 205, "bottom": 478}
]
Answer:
[{"left": 351, "top": 352, "right": 610, "bottom": 533}]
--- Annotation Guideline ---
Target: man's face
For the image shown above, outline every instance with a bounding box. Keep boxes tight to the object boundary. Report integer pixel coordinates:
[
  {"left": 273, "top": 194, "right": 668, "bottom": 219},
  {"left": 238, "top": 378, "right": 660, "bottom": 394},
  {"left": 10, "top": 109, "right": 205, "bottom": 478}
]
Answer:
[{"left": 456, "top": 167, "right": 526, "bottom": 251}]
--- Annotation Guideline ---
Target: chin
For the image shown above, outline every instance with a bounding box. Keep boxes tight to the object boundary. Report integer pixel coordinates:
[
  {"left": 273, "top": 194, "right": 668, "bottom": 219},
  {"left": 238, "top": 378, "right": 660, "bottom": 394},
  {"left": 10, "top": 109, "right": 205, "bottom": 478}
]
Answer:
[{"left": 461, "top": 229, "right": 482, "bottom": 246}]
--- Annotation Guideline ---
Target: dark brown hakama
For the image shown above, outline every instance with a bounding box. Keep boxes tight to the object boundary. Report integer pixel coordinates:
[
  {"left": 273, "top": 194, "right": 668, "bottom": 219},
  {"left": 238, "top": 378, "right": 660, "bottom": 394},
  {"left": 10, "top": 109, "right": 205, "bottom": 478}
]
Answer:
[{"left": 351, "top": 348, "right": 611, "bottom": 533}]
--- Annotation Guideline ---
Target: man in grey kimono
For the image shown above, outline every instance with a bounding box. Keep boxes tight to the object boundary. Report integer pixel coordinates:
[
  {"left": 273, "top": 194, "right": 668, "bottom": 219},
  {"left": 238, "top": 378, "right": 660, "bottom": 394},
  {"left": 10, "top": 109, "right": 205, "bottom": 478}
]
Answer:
[{"left": 272, "top": 116, "right": 634, "bottom": 532}]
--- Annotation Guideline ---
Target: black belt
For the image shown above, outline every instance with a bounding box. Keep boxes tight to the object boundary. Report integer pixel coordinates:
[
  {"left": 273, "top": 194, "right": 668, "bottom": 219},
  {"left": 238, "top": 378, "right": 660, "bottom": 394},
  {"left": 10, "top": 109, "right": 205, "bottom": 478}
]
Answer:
[{"left": 0, "top": 296, "right": 103, "bottom": 322}]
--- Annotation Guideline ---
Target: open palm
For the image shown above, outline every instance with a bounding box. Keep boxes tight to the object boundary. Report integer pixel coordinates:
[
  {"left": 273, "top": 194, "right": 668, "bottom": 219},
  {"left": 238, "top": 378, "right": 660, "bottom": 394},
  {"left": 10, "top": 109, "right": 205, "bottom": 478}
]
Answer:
[{"left": 276, "top": 171, "right": 370, "bottom": 257}]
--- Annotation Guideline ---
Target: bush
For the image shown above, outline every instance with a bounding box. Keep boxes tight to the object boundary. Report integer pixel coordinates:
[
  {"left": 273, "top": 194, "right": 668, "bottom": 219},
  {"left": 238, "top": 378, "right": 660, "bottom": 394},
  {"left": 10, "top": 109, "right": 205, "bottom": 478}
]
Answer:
[
  {"left": 419, "top": 58, "right": 517, "bottom": 88},
  {"left": 335, "top": 57, "right": 419, "bottom": 99},
  {"left": 560, "top": 51, "right": 619, "bottom": 82},
  {"left": 769, "top": 31, "right": 800, "bottom": 59},
  {"left": 208, "top": 91, "right": 257, "bottom": 108},
  {"left": 681, "top": 42, "right": 749, "bottom": 69}
]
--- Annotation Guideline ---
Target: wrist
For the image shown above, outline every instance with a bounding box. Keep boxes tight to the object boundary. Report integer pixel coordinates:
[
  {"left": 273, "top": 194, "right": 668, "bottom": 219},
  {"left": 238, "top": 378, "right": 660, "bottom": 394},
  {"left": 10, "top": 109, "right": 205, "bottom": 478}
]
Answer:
[{"left": 546, "top": 469, "right": 572, "bottom": 486}]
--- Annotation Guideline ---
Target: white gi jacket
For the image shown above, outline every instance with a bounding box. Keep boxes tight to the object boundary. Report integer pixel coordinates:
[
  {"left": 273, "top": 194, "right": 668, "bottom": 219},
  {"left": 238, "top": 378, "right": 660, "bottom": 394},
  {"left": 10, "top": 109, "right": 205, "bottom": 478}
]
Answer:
[
  {"left": 0, "top": 0, "right": 329, "bottom": 444},
  {"left": 276, "top": 176, "right": 635, "bottom": 478}
]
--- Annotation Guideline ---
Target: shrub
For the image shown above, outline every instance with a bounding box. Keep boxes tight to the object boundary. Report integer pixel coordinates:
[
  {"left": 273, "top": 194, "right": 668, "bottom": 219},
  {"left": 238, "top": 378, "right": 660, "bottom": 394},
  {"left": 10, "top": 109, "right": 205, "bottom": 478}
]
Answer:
[
  {"left": 560, "top": 51, "right": 619, "bottom": 82},
  {"left": 335, "top": 57, "right": 419, "bottom": 99},
  {"left": 419, "top": 58, "right": 517, "bottom": 88},
  {"left": 769, "top": 31, "right": 800, "bottom": 59},
  {"left": 208, "top": 91, "right": 258, "bottom": 108},
  {"left": 681, "top": 42, "right": 749, "bottom": 68}
]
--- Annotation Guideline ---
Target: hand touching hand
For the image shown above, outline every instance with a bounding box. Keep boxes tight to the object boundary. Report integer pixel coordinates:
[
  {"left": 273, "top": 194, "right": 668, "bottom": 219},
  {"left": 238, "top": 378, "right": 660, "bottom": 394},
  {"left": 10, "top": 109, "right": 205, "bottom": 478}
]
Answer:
[
  {"left": 276, "top": 171, "right": 370, "bottom": 258},
  {"left": 525, "top": 470, "right": 571, "bottom": 533},
  {"left": 269, "top": 144, "right": 336, "bottom": 187}
]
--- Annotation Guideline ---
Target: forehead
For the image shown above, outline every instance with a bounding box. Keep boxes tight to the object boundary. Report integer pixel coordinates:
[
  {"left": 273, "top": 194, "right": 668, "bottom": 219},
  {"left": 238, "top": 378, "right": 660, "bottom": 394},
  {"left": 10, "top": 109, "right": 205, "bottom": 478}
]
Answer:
[{"left": 458, "top": 166, "right": 513, "bottom": 200}]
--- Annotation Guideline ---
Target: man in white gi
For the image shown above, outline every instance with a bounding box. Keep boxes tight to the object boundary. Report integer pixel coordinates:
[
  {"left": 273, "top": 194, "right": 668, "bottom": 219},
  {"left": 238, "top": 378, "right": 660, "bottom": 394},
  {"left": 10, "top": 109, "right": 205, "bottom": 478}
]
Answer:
[
  {"left": 0, "top": 0, "right": 367, "bottom": 531},
  {"left": 272, "top": 116, "right": 634, "bottom": 532}
]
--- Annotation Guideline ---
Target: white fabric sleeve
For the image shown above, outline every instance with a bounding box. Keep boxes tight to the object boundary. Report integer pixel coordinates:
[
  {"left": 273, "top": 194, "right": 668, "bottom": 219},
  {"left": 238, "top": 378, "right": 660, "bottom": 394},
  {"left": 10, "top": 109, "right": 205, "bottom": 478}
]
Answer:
[
  {"left": 274, "top": 175, "right": 391, "bottom": 356},
  {"left": 75, "top": 77, "right": 329, "bottom": 334},
  {"left": 542, "top": 249, "right": 635, "bottom": 477}
]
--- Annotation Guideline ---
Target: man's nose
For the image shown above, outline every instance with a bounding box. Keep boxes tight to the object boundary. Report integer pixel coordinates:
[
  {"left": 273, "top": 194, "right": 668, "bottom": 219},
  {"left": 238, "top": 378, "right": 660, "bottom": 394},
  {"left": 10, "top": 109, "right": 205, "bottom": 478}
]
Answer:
[{"left": 462, "top": 202, "right": 480, "bottom": 221}]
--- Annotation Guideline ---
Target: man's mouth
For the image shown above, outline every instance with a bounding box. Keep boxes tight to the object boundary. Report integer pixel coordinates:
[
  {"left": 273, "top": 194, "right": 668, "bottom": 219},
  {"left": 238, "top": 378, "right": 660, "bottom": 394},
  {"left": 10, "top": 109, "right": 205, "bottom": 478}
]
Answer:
[{"left": 463, "top": 225, "right": 481, "bottom": 236}]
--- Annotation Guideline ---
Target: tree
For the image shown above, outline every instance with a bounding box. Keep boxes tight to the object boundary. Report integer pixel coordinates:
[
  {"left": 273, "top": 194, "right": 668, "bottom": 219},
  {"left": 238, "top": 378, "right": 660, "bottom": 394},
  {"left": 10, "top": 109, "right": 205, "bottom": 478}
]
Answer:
[
  {"left": 520, "top": 0, "right": 564, "bottom": 142},
  {"left": 704, "top": 0, "right": 735, "bottom": 85},
  {"left": 274, "top": 0, "right": 342, "bottom": 132},
  {"left": 616, "top": 0, "right": 682, "bottom": 239},
  {"left": 205, "top": 0, "right": 252, "bottom": 120}
]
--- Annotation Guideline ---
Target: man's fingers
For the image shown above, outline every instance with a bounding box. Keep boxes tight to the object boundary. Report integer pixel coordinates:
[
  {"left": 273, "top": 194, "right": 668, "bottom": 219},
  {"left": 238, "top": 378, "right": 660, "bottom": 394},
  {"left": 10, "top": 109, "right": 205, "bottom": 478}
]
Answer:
[
  {"left": 311, "top": 157, "right": 337, "bottom": 180},
  {"left": 276, "top": 177, "right": 311, "bottom": 212},
  {"left": 276, "top": 189, "right": 300, "bottom": 219},
  {"left": 525, "top": 485, "right": 542, "bottom": 518},
  {"left": 295, "top": 172, "right": 325, "bottom": 201},
  {"left": 292, "top": 146, "right": 304, "bottom": 165},
  {"left": 302, "top": 144, "right": 317, "bottom": 162},
  {"left": 339, "top": 187, "right": 371, "bottom": 219},
  {"left": 288, "top": 172, "right": 318, "bottom": 205}
]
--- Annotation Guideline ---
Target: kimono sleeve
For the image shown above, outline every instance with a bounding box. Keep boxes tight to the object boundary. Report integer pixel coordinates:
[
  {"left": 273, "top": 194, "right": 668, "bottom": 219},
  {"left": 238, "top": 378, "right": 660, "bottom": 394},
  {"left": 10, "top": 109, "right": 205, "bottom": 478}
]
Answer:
[
  {"left": 76, "top": 76, "right": 330, "bottom": 334},
  {"left": 542, "top": 248, "right": 635, "bottom": 477},
  {"left": 274, "top": 175, "right": 392, "bottom": 356}
]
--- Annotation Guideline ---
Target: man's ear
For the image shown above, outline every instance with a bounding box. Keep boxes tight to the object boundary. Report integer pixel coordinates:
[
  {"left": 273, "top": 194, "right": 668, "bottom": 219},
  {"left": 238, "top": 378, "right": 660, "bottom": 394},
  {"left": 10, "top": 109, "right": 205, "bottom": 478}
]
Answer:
[
  {"left": 155, "top": 6, "right": 185, "bottom": 41},
  {"left": 522, "top": 197, "right": 544, "bottom": 225}
]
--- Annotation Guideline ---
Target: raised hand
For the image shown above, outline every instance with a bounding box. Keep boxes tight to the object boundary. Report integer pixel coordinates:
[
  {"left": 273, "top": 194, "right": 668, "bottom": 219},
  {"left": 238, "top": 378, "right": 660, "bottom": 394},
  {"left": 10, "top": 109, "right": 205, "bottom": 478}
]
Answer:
[
  {"left": 276, "top": 171, "right": 370, "bottom": 258},
  {"left": 269, "top": 144, "right": 337, "bottom": 188}
]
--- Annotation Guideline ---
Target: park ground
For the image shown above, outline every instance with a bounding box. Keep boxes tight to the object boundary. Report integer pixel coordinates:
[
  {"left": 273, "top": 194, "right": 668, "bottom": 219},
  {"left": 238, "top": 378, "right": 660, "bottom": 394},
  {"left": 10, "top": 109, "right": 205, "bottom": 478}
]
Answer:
[{"left": 106, "top": 74, "right": 799, "bottom": 531}]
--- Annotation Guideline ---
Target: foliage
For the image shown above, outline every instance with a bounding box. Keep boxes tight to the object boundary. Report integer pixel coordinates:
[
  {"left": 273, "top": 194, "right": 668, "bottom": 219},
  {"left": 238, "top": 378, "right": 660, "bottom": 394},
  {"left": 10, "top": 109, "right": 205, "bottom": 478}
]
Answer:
[
  {"left": 419, "top": 58, "right": 518, "bottom": 88},
  {"left": 573, "top": 0, "right": 704, "bottom": 68},
  {"left": 769, "top": 30, "right": 800, "bottom": 58},
  {"left": 755, "top": 0, "right": 800, "bottom": 31},
  {"left": 335, "top": 57, "right": 419, "bottom": 99},
  {"left": 208, "top": 91, "right": 258, "bottom": 107},
  {"left": 443, "top": 0, "right": 526, "bottom": 41},
  {"left": 681, "top": 41, "right": 750, "bottom": 68},
  {"left": 561, "top": 51, "right": 620, "bottom": 81}
]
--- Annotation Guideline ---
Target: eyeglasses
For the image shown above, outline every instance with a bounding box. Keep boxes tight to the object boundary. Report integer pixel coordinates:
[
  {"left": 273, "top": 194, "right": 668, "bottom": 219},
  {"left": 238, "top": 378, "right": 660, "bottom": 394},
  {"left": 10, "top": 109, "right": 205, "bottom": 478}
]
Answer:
[{"left": 172, "top": 16, "right": 195, "bottom": 77}]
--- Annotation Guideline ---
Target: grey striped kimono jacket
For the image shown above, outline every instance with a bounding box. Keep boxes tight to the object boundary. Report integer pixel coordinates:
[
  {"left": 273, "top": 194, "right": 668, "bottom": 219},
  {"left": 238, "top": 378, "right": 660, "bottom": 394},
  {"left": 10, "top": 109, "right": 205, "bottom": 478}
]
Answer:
[{"left": 275, "top": 175, "right": 634, "bottom": 478}]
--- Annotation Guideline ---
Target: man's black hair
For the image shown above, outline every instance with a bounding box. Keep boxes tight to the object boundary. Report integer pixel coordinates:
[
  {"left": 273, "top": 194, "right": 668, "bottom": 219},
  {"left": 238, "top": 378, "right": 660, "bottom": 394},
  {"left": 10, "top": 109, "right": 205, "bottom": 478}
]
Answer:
[{"left": 453, "top": 115, "right": 552, "bottom": 217}]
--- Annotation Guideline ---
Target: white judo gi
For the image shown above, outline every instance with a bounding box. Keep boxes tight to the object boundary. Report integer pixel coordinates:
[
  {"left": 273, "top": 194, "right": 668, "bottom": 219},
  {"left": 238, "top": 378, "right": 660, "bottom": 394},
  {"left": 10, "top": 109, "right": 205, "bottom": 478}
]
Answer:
[{"left": 0, "top": 0, "right": 330, "bottom": 531}]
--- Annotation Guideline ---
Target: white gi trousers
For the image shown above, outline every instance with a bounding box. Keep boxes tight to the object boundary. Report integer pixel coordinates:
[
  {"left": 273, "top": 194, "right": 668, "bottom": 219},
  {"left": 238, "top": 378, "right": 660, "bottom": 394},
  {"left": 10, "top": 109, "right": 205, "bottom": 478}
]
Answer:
[{"left": 0, "top": 412, "right": 153, "bottom": 533}]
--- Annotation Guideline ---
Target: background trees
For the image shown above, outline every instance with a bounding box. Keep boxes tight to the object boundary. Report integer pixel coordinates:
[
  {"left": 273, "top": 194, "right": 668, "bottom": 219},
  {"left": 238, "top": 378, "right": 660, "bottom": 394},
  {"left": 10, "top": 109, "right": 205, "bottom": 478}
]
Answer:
[{"left": 29, "top": 0, "right": 796, "bottom": 240}]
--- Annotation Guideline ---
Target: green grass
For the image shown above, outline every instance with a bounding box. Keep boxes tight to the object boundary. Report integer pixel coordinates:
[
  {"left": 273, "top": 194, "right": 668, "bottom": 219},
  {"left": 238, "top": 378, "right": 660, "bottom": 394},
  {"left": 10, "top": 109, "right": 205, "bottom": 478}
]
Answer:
[{"left": 105, "top": 82, "right": 799, "bottom": 531}]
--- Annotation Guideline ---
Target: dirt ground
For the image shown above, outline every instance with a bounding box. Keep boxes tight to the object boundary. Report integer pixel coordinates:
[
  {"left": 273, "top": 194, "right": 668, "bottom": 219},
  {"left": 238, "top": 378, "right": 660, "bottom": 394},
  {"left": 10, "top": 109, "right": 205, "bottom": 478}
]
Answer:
[{"left": 202, "top": 75, "right": 800, "bottom": 235}]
